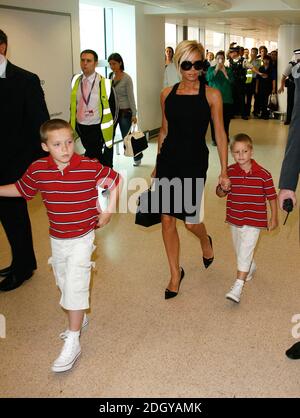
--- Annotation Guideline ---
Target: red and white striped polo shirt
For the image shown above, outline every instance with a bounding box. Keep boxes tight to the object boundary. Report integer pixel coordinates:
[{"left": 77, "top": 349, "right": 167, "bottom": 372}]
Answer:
[
  {"left": 226, "top": 160, "right": 277, "bottom": 229},
  {"left": 15, "top": 153, "right": 120, "bottom": 239}
]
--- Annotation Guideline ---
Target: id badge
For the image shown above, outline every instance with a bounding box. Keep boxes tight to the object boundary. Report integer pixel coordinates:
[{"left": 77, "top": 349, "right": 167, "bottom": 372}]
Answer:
[{"left": 85, "top": 109, "right": 94, "bottom": 117}]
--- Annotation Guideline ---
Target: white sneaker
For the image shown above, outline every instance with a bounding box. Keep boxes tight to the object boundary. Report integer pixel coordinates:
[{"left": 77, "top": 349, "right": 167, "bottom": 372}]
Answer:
[
  {"left": 52, "top": 332, "right": 81, "bottom": 373},
  {"left": 226, "top": 279, "right": 244, "bottom": 303},
  {"left": 246, "top": 261, "right": 256, "bottom": 282},
  {"left": 59, "top": 313, "right": 89, "bottom": 340}
]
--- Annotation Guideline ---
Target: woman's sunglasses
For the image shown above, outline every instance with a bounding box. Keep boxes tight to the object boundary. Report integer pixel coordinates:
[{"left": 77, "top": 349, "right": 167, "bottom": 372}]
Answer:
[{"left": 180, "top": 60, "right": 203, "bottom": 71}]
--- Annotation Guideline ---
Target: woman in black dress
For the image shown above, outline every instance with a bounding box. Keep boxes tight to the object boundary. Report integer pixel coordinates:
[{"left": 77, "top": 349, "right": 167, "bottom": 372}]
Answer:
[{"left": 152, "top": 40, "right": 230, "bottom": 299}]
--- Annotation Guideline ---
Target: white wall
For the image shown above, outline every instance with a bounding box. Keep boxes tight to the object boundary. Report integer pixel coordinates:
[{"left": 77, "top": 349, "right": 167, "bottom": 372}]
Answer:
[
  {"left": 82, "top": 0, "right": 164, "bottom": 131},
  {"left": 112, "top": 3, "right": 136, "bottom": 95},
  {"left": 79, "top": 0, "right": 137, "bottom": 140},
  {"left": 1, "top": 0, "right": 165, "bottom": 131},
  {"left": 79, "top": 0, "right": 136, "bottom": 80},
  {"left": 0, "top": 7, "right": 73, "bottom": 120},
  {"left": 135, "top": 5, "right": 165, "bottom": 131},
  {"left": 0, "top": 0, "right": 81, "bottom": 71}
]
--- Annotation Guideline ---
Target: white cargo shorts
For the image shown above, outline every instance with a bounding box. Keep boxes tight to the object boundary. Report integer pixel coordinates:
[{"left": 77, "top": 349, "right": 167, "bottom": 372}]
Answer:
[
  {"left": 48, "top": 230, "right": 96, "bottom": 310},
  {"left": 231, "top": 225, "right": 260, "bottom": 272}
]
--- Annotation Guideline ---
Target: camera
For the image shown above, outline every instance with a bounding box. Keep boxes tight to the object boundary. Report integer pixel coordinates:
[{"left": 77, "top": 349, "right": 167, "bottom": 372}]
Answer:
[
  {"left": 283, "top": 198, "right": 293, "bottom": 213},
  {"left": 283, "top": 198, "right": 293, "bottom": 225}
]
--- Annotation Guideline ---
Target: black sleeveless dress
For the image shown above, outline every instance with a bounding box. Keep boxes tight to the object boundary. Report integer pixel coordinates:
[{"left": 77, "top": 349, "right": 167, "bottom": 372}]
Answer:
[{"left": 155, "top": 81, "right": 211, "bottom": 223}]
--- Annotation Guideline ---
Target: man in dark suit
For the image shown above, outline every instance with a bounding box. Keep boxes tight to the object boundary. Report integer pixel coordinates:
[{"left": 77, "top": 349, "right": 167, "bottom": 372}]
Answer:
[
  {"left": 279, "top": 58, "right": 300, "bottom": 207},
  {"left": 0, "top": 29, "right": 49, "bottom": 291}
]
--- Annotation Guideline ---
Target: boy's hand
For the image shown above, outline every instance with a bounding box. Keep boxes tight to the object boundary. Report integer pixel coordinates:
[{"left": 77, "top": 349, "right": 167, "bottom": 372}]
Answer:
[
  {"left": 218, "top": 173, "right": 231, "bottom": 191},
  {"left": 268, "top": 216, "right": 278, "bottom": 231},
  {"left": 97, "top": 212, "right": 112, "bottom": 228}
]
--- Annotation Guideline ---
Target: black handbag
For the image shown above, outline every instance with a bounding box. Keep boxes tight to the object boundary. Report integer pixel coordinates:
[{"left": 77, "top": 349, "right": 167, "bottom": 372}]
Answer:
[{"left": 135, "top": 189, "right": 161, "bottom": 227}]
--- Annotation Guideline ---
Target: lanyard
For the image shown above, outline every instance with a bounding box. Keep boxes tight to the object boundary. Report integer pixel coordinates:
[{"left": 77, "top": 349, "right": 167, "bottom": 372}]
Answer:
[{"left": 81, "top": 74, "right": 97, "bottom": 107}]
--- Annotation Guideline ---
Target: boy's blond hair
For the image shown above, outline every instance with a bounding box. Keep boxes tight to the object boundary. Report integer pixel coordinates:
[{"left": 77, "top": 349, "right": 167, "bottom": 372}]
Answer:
[
  {"left": 230, "top": 133, "right": 253, "bottom": 151},
  {"left": 40, "top": 119, "right": 73, "bottom": 144}
]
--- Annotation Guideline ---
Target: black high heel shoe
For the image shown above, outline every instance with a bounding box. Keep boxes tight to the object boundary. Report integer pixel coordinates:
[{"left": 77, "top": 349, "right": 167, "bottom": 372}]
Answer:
[
  {"left": 203, "top": 235, "right": 214, "bottom": 269},
  {"left": 165, "top": 267, "right": 185, "bottom": 300}
]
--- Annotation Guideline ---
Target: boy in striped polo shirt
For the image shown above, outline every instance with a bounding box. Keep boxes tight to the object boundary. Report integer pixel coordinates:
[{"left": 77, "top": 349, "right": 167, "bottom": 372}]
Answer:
[
  {"left": 217, "top": 133, "right": 278, "bottom": 303},
  {"left": 0, "top": 119, "right": 121, "bottom": 372}
]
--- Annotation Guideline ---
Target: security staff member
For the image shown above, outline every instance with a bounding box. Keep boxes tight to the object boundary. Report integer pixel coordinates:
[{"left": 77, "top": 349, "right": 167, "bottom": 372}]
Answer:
[
  {"left": 70, "top": 50, "right": 116, "bottom": 167},
  {"left": 228, "top": 45, "right": 261, "bottom": 120},
  {"left": 0, "top": 29, "right": 50, "bottom": 291}
]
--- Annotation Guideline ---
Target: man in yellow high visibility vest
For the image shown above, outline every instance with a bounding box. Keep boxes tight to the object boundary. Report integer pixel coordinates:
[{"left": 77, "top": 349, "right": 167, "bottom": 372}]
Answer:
[
  {"left": 70, "top": 50, "right": 116, "bottom": 167},
  {"left": 245, "top": 47, "right": 261, "bottom": 118}
]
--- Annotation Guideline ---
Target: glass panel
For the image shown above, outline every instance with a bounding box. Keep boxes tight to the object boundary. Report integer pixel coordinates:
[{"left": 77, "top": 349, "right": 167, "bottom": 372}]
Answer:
[
  {"left": 205, "top": 30, "right": 225, "bottom": 54},
  {"left": 79, "top": 3, "right": 106, "bottom": 76},
  {"left": 104, "top": 8, "right": 114, "bottom": 78},
  {"left": 269, "top": 41, "right": 278, "bottom": 51},
  {"left": 105, "top": 8, "right": 114, "bottom": 58},
  {"left": 244, "top": 37, "right": 255, "bottom": 50},
  {"left": 165, "top": 23, "right": 177, "bottom": 50},
  {"left": 188, "top": 26, "right": 199, "bottom": 41},
  {"left": 229, "top": 34, "right": 243, "bottom": 48},
  {"left": 177, "top": 26, "right": 183, "bottom": 44}
]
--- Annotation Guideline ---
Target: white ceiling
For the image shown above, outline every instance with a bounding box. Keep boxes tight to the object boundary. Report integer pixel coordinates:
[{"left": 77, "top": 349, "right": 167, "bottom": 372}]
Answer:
[{"left": 114, "top": 0, "right": 300, "bottom": 40}]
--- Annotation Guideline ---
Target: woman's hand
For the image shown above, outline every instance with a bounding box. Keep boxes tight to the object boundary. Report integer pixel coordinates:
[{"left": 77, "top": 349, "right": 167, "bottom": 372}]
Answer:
[
  {"left": 218, "top": 173, "right": 231, "bottom": 191},
  {"left": 132, "top": 116, "right": 137, "bottom": 124},
  {"left": 216, "top": 184, "right": 229, "bottom": 198}
]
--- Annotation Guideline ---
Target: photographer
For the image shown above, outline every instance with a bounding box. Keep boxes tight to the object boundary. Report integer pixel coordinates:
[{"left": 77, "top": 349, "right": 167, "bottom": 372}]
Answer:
[
  {"left": 206, "top": 50, "right": 234, "bottom": 144},
  {"left": 228, "top": 45, "right": 263, "bottom": 120}
]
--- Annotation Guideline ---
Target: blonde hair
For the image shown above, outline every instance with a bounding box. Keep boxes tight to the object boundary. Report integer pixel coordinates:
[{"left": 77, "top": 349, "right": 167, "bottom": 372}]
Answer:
[
  {"left": 230, "top": 133, "right": 253, "bottom": 151},
  {"left": 174, "top": 40, "right": 205, "bottom": 72}
]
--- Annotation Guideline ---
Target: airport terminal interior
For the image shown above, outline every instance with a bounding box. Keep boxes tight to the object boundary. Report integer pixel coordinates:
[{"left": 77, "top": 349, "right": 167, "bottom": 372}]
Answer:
[
  {"left": 1, "top": 119, "right": 300, "bottom": 398},
  {"left": 1, "top": 0, "right": 300, "bottom": 398}
]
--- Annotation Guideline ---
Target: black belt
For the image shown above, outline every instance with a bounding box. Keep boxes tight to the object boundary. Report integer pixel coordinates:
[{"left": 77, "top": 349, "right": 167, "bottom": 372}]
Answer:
[{"left": 119, "top": 108, "right": 131, "bottom": 115}]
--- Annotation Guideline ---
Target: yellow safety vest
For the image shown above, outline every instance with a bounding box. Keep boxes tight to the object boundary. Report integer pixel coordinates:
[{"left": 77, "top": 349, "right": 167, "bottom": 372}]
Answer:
[
  {"left": 246, "top": 59, "right": 261, "bottom": 84},
  {"left": 246, "top": 68, "right": 253, "bottom": 84},
  {"left": 70, "top": 73, "right": 114, "bottom": 148}
]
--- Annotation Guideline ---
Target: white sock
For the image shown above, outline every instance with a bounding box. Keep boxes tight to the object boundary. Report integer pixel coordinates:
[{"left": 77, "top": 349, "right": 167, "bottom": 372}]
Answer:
[
  {"left": 68, "top": 330, "right": 80, "bottom": 339},
  {"left": 236, "top": 279, "right": 245, "bottom": 285}
]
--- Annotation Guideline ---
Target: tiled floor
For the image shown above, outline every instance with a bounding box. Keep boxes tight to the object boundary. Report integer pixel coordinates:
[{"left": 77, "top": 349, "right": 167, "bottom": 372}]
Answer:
[{"left": 1, "top": 117, "right": 300, "bottom": 397}]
